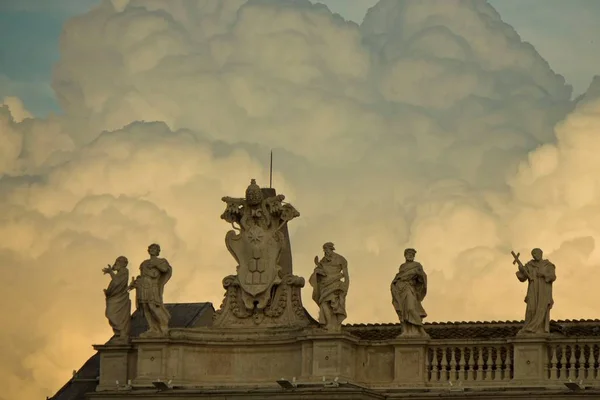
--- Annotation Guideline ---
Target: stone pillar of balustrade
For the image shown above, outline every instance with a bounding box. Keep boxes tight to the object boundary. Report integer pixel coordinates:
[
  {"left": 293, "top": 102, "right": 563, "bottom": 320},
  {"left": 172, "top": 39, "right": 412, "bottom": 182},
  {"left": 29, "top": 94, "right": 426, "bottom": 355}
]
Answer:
[
  {"left": 304, "top": 331, "right": 359, "bottom": 382},
  {"left": 510, "top": 335, "right": 550, "bottom": 385},
  {"left": 94, "top": 343, "right": 136, "bottom": 391},
  {"left": 392, "top": 337, "right": 430, "bottom": 386}
]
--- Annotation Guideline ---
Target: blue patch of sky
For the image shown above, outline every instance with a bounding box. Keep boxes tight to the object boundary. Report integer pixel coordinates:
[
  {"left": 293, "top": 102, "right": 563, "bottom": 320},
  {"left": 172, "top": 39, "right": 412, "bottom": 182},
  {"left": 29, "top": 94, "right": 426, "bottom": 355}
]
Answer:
[{"left": 0, "top": 11, "right": 67, "bottom": 115}]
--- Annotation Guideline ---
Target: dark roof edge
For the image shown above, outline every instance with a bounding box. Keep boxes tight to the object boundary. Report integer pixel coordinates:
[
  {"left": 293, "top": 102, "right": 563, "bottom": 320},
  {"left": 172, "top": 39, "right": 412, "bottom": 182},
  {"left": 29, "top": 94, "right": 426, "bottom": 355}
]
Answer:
[
  {"left": 185, "top": 303, "right": 215, "bottom": 327},
  {"left": 345, "top": 319, "right": 600, "bottom": 328}
]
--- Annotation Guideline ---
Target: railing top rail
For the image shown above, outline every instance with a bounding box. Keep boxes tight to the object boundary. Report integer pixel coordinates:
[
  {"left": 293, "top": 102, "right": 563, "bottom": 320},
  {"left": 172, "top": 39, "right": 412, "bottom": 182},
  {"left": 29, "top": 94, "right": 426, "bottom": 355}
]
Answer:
[
  {"left": 427, "top": 339, "right": 514, "bottom": 346},
  {"left": 546, "top": 337, "right": 600, "bottom": 344}
]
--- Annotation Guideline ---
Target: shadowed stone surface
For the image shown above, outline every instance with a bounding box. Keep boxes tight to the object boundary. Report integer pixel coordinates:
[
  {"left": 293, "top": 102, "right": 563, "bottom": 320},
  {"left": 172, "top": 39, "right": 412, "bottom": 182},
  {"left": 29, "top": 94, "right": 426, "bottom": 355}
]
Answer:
[{"left": 52, "top": 303, "right": 600, "bottom": 400}]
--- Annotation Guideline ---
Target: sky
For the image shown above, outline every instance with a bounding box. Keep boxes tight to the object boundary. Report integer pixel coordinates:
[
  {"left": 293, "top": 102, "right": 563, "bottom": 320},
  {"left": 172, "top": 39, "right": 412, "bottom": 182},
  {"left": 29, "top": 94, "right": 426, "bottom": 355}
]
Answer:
[
  {"left": 1, "top": 0, "right": 600, "bottom": 399},
  {"left": 1, "top": 0, "right": 599, "bottom": 116}
]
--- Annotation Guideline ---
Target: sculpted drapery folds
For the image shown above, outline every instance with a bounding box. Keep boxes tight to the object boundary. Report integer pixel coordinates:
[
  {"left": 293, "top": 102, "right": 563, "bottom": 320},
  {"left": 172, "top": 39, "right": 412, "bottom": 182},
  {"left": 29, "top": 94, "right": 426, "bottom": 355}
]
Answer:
[
  {"left": 103, "top": 256, "right": 131, "bottom": 343},
  {"left": 129, "top": 243, "right": 172, "bottom": 337},
  {"left": 391, "top": 248, "right": 429, "bottom": 338},
  {"left": 220, "top": 179, "right": 300, "bottom": 312},
  {"left": 309, "top": 242, "right": 349, "bottom": 331},
  {"left": 512, "top": 248, "right": 556, "bottom": 335}
]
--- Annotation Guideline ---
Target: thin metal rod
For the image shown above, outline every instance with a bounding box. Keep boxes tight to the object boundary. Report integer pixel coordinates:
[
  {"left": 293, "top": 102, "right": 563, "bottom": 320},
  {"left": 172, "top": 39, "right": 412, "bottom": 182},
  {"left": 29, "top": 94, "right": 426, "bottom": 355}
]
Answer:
[{"left": 269, "top": 150, "right": 273, "bottom": 188}]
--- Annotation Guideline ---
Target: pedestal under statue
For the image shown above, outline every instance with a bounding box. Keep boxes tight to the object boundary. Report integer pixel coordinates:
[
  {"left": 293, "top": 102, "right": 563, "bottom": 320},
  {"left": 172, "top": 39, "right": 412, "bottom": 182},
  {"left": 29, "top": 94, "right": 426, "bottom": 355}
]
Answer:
[{"left": 213, "top": 179, "right": 311, "bottom": 328}]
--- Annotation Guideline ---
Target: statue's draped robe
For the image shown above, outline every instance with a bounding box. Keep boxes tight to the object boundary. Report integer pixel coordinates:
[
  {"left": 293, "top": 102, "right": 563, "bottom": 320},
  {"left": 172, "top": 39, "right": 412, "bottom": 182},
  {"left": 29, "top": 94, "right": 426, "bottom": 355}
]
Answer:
[
  {"left": 516, "top": 259, "right": 556, "bottom": 334},
  {"left": 136, "top": 258, "right": 172, "bottom": 328},
  {"left": 391, "top": 261, "right": 427, "bottom": 328},
  {"left": 105, "top": 268, "right": 131, "bottom": 337},
  {"left": 309, "top": 254, "right": 348, "bottom": 324}
]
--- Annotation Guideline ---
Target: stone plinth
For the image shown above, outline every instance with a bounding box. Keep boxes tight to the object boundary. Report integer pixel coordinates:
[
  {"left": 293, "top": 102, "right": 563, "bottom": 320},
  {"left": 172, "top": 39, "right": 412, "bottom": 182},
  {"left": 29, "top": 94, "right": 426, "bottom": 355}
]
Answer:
[
  {"left": 303, "top": 331, "right": 359, "bottom": 381},
  {"left": 510, "top": 335, "right": 550, "bottom": 385},
  {"left": 95, "top": 328, "right": 364, "bottom": 389},
  {"left": 132, "top": 328, "right": 316, "bottom": 387},
  {"left": 392, "top": 337, "right": 430, "bottom": 387},
  {"left": 93, "top": 344, "right": 135, "bottom": 391}
]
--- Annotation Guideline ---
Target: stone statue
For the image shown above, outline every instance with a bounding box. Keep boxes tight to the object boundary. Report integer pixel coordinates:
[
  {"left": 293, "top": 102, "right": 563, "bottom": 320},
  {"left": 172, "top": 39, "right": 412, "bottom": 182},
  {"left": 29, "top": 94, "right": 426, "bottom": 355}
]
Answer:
[
  {"left": 512, "top": 248, "right": 556, "bottom": 335},
  {"left": 391, "top": 248, "right": 429, "bottom": 338},
  {"left": 213, "top": 179, "right": 310, "bottom": 328},
  {"left": 308, "top": 242, "right": 349, "bottom": 331},
  {"left": 103, "top": 256, "right": 131, "bottom": 343},
  {"left": 129, "top": 243, "right": 172, "bottom": 337}
]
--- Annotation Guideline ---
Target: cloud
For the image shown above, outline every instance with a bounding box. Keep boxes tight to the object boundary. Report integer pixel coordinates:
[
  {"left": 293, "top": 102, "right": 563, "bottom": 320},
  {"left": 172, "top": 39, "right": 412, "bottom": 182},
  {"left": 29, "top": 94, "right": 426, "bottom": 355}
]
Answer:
[
  {"left": 488, "top": 0, "right": 600, "bottom": 97},
  {"left": 505, "top": 91, "right": 600, "bottom": 314},
  {"left": 2, "top": 96, "right": 33, "bottom": 122},
  {"left": 0, "top": 106, "right": 23, "bottom": 176},
  {"left": 310, "top": 0, "right": 379, "bottom": 24},
  {"left": 2, "top": 0, "right": 600, "bottom": 399},
  {"left": 0, "top": 75, "right": 60, "bottom": 117}
]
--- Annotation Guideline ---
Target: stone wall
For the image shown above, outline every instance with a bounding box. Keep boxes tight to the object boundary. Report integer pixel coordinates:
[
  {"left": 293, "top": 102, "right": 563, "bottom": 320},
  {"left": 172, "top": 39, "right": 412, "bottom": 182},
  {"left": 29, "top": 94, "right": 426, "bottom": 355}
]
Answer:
[{"left": 90, "top": 325, "right": 600, "bottom": 398}]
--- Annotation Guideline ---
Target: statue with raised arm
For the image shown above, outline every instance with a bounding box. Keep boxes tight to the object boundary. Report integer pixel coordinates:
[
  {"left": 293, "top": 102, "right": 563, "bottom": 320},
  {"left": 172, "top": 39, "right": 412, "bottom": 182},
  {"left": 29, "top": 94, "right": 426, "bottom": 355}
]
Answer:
[
  {"left": 512, "top": 248, "right": 556, "bottom": 335},
  {"left": 103, "top": 256, "right": 131, "bottom": 343},
  {"left": 129, "top": 243, "right": 172, "bottom": 337},
  {"left": 391, "top": 248, "right": 429, "bottom": 338},
  {"left": 213, "top": 179, "right": 309, "bottom": 328},
  {"left": 309, "top": 242, "right": 349, "bottom": 331}
]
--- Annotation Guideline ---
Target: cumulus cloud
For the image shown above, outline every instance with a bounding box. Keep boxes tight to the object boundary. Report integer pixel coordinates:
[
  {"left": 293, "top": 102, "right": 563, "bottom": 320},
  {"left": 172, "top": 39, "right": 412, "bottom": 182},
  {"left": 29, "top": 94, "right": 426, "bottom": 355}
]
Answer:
[
  {"left": 2, "top": 97, "right": 33, "bottom": 122},
  {"left": 2, "top": 0, "right": 600, "bottom": 399}
]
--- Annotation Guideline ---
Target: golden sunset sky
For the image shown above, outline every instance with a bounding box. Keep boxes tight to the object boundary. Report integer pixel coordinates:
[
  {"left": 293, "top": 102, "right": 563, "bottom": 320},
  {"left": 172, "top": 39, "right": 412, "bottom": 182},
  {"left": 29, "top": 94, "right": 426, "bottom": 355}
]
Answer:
[{"left": 2, "top": 0, "right": 600, "bottom": 399}]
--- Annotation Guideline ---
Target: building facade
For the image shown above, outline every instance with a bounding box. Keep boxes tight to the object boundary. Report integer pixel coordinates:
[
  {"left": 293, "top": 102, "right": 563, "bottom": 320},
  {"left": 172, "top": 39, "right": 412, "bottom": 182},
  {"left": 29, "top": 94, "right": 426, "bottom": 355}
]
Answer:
[{"left": 51, "top": 305, "right": 600, "bottom": 399}]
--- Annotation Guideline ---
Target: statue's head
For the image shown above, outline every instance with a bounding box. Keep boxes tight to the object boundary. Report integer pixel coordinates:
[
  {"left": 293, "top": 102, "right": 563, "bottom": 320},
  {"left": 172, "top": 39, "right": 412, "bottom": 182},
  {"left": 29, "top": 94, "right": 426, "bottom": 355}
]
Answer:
[
  {"left": 404, "top": 248, "right": 416, "bottom": 261},
  {"left": 148, "top": 243, "right": 161, "bottom": 256},
  {"left": 115, "top": 256, "right": 128, "bottom": 269},
  {"left": 531, "top": 248, "right": 543, "bottom": 261},
  {"left": 245, "top": 178, "right": 263, "bottom": 206},
  {"left": 323, "top": 242, "right": 335, "bottom": 257}
]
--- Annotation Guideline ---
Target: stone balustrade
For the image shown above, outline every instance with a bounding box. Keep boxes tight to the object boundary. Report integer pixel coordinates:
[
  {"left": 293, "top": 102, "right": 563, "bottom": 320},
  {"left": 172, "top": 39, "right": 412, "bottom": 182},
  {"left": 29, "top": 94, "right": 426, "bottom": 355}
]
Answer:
[
  {"left": 546, "top": 340, "right": 600, "bottom": 382},
  {"left": 92, "top": 322, "right": 600, "bottom": 395},
  {"left": 427, "top": 341, "right": 514, "bottom": 385}
]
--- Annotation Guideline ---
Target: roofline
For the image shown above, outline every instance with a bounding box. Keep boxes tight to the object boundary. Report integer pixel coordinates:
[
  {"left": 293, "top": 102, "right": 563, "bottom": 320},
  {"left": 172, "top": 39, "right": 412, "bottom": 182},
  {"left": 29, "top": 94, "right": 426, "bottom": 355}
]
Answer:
[{"left": 345, "top": 319, "right": 600, "bottom": 328}]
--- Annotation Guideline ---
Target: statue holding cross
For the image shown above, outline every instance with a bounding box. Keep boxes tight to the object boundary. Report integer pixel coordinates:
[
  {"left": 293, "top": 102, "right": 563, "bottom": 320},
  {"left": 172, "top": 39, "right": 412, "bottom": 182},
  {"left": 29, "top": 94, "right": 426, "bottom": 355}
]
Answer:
[{"left": 511, "top": 248, "right": 556, "bottom": 335}]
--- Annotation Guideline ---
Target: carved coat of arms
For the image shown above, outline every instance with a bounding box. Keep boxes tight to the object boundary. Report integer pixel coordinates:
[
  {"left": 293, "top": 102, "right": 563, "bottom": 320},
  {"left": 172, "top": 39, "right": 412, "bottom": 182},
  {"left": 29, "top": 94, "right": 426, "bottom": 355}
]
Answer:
[{"left": 221, "top": 179, "right": 299, "bottom": 311}]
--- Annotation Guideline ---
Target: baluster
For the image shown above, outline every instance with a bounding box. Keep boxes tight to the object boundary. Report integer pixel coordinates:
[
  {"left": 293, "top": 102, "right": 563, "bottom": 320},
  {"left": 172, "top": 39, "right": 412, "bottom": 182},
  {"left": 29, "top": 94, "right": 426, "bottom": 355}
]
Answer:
[
  {"left": 490, "top": 347, "right": 497, "bottom": 381},
  {"left": 568, "top": 345, "right": 576, "bottom": 380},
  {"left": 449, "top": 347, "right": 457, "bottom": 382},
  {"left": 544, "top": 344, "right": 551, "bottom": 380},
  {"left": 463, "top": 347, "right": 472, "bottom": 381},
  {"left": 458, "top": 347, "right": 466, "bottom": 382},
  {"left": 557, "top": 345, "right": 565, "bottom": 380},
  {"left": 505, "top": 346, "right": 513, "bottom": 380},
  {"left": 497, "top": 346, "right": 505, "bottom": 381},
  {"left": 431, "top": 346, "right": 440, "bottom": 382},
  {"left": 593, "top": 345, "right": 599, "bottom": 381},
  {"left": 549, "top": 345, "right": 558, "bottom": 380},
  {"left": 426, "top": 348, "right": 432, "bottom": 382},
  {"left": 478, "top": 346, "right": 485, "bottom": 381},
  {"left": 586, "top": 344, "right": 592, "bottom": 380},
  {"left": 470, "top": 346, "right": 477, "bottom": 381},
  {"left": 577, "top": 345, "right": 585, "bottom": 380},
  {"left": 500, "top": 346, "right": 508, "bottom": 381},
  {"left": 441, "top": 347, "right": 449, "bottom": 382}
]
